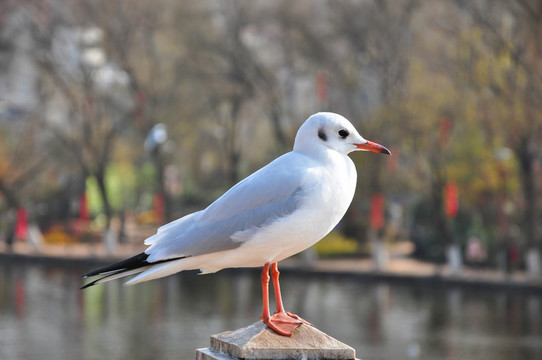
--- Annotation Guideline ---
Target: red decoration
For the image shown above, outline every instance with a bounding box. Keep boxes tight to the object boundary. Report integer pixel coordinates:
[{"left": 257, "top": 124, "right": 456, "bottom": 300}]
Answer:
[
  {"left": 444, "top": 182, "right": 459, "bottom": 219},
  {"left": 79, "top": 193, "right": 90, "bottom": 221},
  {"left": 15, "top": 207, "right": 28, "bottom": 241},
  {"left": 153, "top": 193, "right": 165, "bottom": 224},
  {"left": 370, "top": 193, "right": 385, "bottom": 230}
]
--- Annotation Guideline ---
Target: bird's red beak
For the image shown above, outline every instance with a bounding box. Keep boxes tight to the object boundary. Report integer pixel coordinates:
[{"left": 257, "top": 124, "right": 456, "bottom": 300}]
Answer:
[{"left": 356, "top": 140, "right": 391, "bottom": 155}]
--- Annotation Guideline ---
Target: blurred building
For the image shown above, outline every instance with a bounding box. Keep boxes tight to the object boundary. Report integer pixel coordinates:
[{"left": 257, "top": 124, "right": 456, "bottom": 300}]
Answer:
[{"left": 0, "top": 7, "right": 38, "bottom": 122}]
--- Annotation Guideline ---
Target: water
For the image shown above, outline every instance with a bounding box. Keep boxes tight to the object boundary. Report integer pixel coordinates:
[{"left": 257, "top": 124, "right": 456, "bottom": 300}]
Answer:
[{"left": 1, "top": 261, "right": 541, "bottom": 360}]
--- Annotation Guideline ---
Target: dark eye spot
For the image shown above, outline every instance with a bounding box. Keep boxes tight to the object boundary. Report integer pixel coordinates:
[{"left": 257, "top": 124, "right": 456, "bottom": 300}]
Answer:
[
  {"left": 338, "top": 129, "right": 349, "bottom": 138},
  {"left": 318, "top": 128, "right": 327, "bottom": 141}
]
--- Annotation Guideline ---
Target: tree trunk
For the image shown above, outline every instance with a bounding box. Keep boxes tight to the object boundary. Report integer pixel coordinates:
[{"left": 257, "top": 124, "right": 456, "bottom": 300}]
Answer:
[
  {"left": 516, "top": 139, "right": 541, "bottom": 277},
  {"left": 0, "top": 179, "right": 20, "bottom": 209},
  {"left": 368, "top": 160, "right": 389, "bottom": 271},
  {"left": 269, "top": 103, "right": 288, "bottom": 149},
  {"left": 0, "top": 179, "right": 20, "bottom": 250},
  {"left": 95, "top": 169, "right": 112, "bottom": 228},
  {"left": 517, "top": 139, "right": 537, "bottom": 248},
  {"left": 153, "top": 146, "right": 172, "bottom": 223},
  {"left": 226, "top": 98, "right": 242, "bottom": 185},
  {"left": 430, "top": 161, "right": 457, "bottom": 271}
]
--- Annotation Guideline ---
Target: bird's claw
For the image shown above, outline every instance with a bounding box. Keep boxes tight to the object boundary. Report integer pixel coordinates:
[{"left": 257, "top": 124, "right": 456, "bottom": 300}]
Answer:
[{"left": 286, "top": 312, "right": 312, "bottom": 327}]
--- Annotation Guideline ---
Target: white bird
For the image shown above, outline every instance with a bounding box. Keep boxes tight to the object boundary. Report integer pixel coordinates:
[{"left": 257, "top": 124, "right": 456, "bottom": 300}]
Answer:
[{"left": 82, "top": 112, "right": 390, "bottom": 336}]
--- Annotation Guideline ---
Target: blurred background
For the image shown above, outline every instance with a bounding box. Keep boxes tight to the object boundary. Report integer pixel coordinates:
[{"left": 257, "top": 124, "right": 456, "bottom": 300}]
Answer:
[{"left": 0, "top": 1, "right": 541, "bottom": 359}]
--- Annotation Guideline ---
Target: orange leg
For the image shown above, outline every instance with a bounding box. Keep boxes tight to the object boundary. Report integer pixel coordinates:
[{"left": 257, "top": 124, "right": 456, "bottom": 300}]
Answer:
[
  {"left": 260, "top": 262, "right": 310, "bottom": 336},
  {"left": 260, "top": 263, "right": 271, "bottom": 323},
  {"left": 271, "top": 263, "right": 312, "bottom": 327}
]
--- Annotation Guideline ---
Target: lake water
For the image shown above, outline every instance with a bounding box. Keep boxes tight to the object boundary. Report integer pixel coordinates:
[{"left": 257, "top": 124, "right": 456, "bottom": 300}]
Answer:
[{"left": 0, "top": 260, "right": 541, "bottom": 360}]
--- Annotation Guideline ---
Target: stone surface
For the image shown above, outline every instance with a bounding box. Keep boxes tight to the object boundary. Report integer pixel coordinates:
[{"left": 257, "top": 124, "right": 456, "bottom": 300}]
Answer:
[
  {"left": 195, "top": 347, "right": 236, "bottom": 360},
  {"left": 196, "top": 321, "right": 359, "bottom": 360}
]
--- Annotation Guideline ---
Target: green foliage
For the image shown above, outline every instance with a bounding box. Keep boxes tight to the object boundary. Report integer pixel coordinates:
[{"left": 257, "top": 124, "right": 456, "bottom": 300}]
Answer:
[{"left": 86, "top": 163, "right": 138, "bottom": 215}]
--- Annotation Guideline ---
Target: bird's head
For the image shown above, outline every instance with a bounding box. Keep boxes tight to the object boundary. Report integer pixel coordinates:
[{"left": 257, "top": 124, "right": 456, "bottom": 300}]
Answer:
[{"left": 294, "top": 112, "right": 391, "bottom": 156}]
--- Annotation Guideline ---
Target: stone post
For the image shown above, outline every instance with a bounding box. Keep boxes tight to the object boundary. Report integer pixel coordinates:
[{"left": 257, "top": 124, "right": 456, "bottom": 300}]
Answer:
[{"left": 196, "top": 321, "right": 360, "bottom": 360}]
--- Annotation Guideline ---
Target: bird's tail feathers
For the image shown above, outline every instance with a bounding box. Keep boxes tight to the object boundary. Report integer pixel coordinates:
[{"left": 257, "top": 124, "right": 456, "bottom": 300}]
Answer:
[
  {"left": 81, "top": 252, "right": 186, "bottom": 289},
  {"left": 81, "top": 267, "right": 150, "bottom": 289}
]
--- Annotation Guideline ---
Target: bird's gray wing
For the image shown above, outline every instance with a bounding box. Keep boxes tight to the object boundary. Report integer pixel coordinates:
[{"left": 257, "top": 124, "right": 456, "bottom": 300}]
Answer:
[
  {"left": 144, "top": 210, "right": 203, "bottom": 246},
  {"left": 144, "top": 152, "right": 310, "bottom": 262}
]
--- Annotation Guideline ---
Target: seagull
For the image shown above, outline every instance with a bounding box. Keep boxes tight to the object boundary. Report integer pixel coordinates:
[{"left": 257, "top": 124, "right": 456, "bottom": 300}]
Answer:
[{"left": 82, "top": 112, "right": 391, "bottom": 336}]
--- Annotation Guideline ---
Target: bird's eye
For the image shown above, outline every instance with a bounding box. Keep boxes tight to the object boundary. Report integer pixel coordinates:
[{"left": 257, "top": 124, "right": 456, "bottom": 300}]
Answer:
[{"left": 338, "top": 129, "right": 349, "bottom": 138}]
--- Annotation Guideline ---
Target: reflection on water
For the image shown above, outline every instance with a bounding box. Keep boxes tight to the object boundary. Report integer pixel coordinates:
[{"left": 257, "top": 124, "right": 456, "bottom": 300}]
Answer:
[{"left": 1, "top": 261, "right": 541, "bottom": 360}]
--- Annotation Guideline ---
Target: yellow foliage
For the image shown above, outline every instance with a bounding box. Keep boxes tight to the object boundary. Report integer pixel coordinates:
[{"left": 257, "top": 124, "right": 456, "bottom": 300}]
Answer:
[
  {"left": 313, "top": 231, "right": 358, "bottom": 256},
  {"left": 137, "top": 210, "right": 159, "bottom": 225},
  {"left": 43, "top": 226, "right": 78, "bottom": 245},
  {"left": 0, "top": 135, "right": 11, "bottom": 177}
]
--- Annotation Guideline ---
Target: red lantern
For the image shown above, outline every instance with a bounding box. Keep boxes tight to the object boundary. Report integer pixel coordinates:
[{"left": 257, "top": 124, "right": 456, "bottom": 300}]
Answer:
[
  {"left": 370, "top": 193, "right": 385, "bottom": 230},
  {"left": 79, "top": 193, "right": 90, "bottom": 221},
  {"left": 15, "top": 207, "right": 28, "bottom": 241},
  {"left": 444, "top": 182, "right": 459, "bottom": 219}
]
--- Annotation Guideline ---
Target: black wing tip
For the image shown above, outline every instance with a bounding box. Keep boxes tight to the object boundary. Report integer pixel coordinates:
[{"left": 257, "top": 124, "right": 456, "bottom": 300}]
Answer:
[
  {"left": 81, "top": 271, "right": 123, "bottom": 289},
  {"left": 82, "top": 252, "right": 150, "bottom": 279},
  {"left": 80, "top": 280, "right": 98, "bottom": 290}
]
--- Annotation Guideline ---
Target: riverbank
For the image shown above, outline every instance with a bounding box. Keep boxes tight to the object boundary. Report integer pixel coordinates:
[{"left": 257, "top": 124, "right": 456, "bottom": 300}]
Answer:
[{"left": 1, "top": 241, "right": 541, "bottom": 293}]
